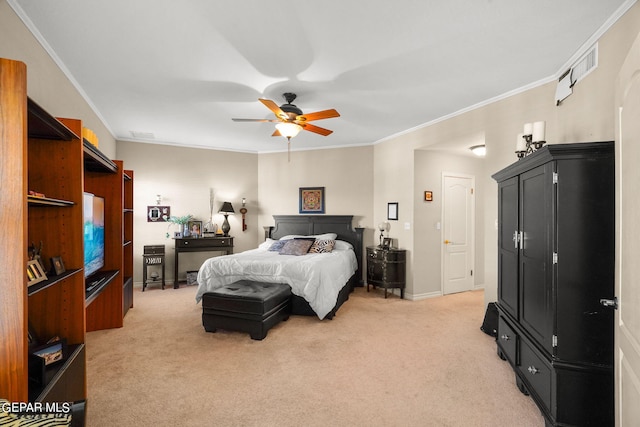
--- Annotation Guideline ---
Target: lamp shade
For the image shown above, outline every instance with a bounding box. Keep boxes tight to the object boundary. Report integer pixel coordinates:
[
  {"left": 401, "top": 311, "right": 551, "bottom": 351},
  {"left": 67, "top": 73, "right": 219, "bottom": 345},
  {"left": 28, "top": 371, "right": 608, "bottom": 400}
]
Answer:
[
  {"left": 219, "top": 202, "right": 235, "bottom": 215},
  {"left": 275, "top": 122, "right": 302, "bottom": 138}
]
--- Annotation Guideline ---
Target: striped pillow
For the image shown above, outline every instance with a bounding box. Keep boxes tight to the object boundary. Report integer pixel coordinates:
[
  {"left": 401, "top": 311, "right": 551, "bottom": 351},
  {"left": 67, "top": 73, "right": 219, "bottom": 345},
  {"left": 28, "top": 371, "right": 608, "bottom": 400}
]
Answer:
[{"left": 309, "top": 239, "right": 335, "bottom": 253}]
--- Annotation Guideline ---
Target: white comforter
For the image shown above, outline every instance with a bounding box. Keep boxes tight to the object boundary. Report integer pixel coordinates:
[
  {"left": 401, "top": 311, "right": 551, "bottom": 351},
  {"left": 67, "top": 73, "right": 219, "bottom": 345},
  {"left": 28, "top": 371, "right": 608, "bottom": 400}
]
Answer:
[{"left": 195, "top": 240, "right": 358, "bottom": 319}]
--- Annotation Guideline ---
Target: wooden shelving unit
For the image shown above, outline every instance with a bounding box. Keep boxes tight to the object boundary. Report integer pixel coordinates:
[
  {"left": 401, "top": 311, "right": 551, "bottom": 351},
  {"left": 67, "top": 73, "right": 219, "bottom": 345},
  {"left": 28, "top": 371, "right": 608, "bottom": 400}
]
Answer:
[
  {"left": 0, "top": 57, "right": 134, "bottom": 403},
  {"left": 123, "top": 170, "right": 134, "bottom": 316}
]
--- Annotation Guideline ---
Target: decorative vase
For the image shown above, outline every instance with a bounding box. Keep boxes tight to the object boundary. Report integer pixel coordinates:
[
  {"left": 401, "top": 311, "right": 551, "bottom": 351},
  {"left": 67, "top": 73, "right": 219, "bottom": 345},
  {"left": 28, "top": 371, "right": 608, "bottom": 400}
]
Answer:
[{"left": 183, "top": 223, "right": 191, "bottom": 237}]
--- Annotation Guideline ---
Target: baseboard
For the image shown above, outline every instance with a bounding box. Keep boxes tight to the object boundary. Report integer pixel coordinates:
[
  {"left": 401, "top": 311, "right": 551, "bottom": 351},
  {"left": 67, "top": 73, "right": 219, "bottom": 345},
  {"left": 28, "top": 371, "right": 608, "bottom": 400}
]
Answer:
[{"left": 404, "top": 290, "right": 442, "bottom": 301}]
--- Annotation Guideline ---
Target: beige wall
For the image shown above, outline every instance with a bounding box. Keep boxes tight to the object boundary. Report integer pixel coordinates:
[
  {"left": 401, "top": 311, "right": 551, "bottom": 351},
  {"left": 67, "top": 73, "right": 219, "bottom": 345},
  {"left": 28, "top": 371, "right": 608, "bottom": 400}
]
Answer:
[
  {"left": 0, "top": 0, "right": 116, "bottom": 158},
  {"left": 116, "top": 141, "right": 258, "bottom": 284},
  {"left": 257, "top": 145, "right": 375, "bottom": 241}
]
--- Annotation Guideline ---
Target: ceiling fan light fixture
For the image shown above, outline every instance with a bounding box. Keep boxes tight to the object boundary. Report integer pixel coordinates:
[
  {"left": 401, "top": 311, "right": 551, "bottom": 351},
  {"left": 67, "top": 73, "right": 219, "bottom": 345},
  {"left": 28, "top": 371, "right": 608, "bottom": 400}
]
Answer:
[{"left": 276, "top": 122, "right": 302, "bottom": 139}]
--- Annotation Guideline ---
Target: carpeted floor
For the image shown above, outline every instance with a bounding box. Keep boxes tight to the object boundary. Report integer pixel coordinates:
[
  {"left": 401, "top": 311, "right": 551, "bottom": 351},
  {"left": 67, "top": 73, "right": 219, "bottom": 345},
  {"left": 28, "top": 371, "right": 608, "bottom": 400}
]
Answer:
[{"left": 85, "top": 285, "right": 544, "bottom": 426}]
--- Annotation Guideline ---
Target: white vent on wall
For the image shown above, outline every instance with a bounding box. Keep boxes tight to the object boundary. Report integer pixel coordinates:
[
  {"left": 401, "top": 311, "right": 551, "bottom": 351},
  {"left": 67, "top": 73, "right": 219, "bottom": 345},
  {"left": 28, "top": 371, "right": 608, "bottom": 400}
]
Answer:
[
  {"left": 571, "top": 43, "right": 598, "bottom": 84},
  {"left": 130, "top": 131, "right": 155, "bottom": 139}
]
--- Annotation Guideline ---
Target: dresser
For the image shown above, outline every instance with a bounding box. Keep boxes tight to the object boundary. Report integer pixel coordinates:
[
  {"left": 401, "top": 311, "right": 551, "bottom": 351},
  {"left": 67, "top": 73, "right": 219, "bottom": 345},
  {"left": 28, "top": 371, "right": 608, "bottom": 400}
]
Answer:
[
  {"left": 173, "top": 237, "right": 233, "bottom": 288},
  {"left": 492, "top": 142, "right": 615, "bottom": 427},
  {"left": 366, "top": 246, "right": 406, "bottom": 298}
]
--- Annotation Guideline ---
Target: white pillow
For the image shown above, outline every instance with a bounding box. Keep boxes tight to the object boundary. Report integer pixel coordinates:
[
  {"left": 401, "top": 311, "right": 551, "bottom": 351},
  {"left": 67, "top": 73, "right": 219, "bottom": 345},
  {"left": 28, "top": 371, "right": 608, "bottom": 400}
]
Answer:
[
  {"left": 333, "top": 240, "right": 354, "bottom": 251},
  {"left": 279, "top": 233, "right": 338, "bottom": 241},
  {"left": 258, "top": 238, "right": 275, "bottom": 250}
]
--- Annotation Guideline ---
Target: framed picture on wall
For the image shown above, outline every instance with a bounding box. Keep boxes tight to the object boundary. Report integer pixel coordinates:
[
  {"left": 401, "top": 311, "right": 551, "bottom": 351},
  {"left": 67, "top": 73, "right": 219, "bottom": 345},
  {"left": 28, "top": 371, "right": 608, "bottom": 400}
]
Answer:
[
  {"left": 387, "top": 202, "right": 398, "bottom": 221},
  {"left": 299, "top": 187, "right": 325, "bottom": 214}
]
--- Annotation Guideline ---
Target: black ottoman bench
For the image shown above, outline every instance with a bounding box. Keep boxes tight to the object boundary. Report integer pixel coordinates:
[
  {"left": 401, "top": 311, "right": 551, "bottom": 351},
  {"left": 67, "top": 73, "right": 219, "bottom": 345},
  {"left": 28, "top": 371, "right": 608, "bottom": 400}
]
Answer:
[{"left": 201, "top": 280, "right": 291, "bottom": 340}]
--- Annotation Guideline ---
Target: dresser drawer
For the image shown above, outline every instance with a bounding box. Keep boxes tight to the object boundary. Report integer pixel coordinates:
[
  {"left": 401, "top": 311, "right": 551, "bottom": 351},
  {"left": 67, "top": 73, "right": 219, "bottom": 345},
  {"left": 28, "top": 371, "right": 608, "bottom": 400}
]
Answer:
[
  {"left": 176, "top": 238, "right": 233, "bottom": 248},
  {"left": 519, "top": 339, "right": 552, "bottom": 410},
  {"left": 497, "top": 316, "right": 518, "bottom": 364},
  {"left": 367, "top": 247, "right": 405, "bottom": 262}
]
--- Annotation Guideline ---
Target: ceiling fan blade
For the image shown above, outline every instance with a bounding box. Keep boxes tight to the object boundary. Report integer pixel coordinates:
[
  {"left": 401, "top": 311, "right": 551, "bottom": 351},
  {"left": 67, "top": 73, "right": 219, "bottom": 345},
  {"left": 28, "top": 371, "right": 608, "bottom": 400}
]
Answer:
[
  {"left": 296, "top": 109, "right": 340, "bottom": 122},
  {"left": 259, "top": 98, "right": 288, "bottom": 120},
  {"left": 301, "top": 123, "right": 333, "bottom": 136},
  {"left": 232, "top": 118, "right": 279, "bottom": 122}
]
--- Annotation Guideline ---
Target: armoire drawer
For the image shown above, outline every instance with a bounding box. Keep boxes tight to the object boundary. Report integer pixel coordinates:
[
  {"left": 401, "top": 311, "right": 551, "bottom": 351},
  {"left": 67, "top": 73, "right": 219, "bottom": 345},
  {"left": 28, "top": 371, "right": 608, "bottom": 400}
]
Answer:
[
  {"left": 497, "top": 316, "right": 518, "bottom": 364},
  {"left": 519, "top": 339, "right": 552, "bottom": 411}
]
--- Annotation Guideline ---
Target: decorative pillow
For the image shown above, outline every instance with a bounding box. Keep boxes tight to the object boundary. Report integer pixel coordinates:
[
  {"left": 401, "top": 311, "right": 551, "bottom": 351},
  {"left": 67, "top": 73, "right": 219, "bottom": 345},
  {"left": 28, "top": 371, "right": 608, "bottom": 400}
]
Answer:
[
  {"left": 268, "top": 240, "right": 287, "bottom": 252},
  {"left": 309, "top": 239, "right": 335, "bottom": 253},
  {"left": 279, "top": 239, "right": 314, "bottom": 255}
]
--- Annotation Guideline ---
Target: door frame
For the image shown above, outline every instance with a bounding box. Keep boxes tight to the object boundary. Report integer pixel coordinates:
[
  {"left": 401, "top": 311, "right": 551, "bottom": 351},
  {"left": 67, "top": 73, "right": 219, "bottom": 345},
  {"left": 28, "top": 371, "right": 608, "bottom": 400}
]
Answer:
[{"left": 440, "top": 171, "right": 476, "bottom": 295}]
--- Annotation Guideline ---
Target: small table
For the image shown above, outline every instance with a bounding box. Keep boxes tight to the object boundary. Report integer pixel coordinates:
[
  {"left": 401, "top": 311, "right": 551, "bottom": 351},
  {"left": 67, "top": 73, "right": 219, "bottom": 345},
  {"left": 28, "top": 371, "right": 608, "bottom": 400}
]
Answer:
[
  {"left": 142, "top": 245, "right": 165, "bottom": 291},
  {"left": 366, "top": 246, "right": 406, "bottom": 298},
  {"left": 173, "top": 237, "right": 233, "bottom": 288}
]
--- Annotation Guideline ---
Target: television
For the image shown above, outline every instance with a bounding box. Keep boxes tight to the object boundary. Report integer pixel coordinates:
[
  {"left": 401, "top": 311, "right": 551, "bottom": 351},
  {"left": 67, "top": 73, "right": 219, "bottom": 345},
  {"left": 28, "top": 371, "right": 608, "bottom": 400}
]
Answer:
[{"left": 83, "top": 192, "right": 105, "bottom": 278}]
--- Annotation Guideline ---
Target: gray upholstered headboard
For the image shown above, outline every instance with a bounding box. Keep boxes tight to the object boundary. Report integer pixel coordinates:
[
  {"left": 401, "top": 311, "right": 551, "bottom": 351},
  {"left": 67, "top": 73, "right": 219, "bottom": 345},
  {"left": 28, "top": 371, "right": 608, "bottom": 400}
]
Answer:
[{"left": 264, "top": 215, "right": 364, "bottom": 286}]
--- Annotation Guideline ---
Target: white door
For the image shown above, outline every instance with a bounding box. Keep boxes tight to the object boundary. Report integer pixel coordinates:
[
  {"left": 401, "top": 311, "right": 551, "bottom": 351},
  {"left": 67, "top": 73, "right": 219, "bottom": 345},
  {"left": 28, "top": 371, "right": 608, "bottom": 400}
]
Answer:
[
  {"left": 615, "top": 34, "right": 640, "bottom": 427},
  {"left": 442, "top": 173, "right": 474, "bottom": 295}
]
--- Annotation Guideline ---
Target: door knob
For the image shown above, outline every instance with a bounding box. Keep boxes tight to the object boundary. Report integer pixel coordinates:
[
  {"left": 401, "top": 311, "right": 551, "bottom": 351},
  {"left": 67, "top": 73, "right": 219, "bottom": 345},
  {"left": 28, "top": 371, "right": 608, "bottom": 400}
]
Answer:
[{"left": 444, "top": 240, "right": 451, "bottom": 244}]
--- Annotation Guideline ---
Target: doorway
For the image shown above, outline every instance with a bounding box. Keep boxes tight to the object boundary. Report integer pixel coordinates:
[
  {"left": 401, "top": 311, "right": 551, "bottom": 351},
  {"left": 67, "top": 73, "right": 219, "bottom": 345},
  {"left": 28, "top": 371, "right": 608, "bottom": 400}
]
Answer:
[{"left": 442, "top": 173, "right": 475, "bottom": 295}]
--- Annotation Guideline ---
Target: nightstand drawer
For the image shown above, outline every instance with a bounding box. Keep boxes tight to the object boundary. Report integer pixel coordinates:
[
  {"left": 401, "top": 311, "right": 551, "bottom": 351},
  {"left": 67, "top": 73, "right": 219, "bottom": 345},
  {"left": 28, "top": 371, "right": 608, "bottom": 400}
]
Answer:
[
  {"left": 176, "top": 238, "right": 233, "bottom": 248},
  {"left": 367, "top": 247, "right": 405, "bottom": 262}
]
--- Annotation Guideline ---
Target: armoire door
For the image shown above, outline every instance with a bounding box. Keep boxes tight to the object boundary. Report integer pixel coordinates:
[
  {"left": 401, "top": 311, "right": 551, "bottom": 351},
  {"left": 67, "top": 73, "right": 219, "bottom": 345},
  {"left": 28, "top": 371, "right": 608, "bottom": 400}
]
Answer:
[
  {"left": 519, "top": 163, "right": 554, "bottom": 352},
  {"left": 497, "top": 176, "right": 519, "bottom": 319}
]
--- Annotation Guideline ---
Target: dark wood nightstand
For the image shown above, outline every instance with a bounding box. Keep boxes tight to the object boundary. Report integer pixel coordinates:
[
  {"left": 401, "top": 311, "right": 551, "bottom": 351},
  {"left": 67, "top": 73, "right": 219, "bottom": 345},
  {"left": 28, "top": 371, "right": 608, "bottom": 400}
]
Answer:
[{"left": 366, "top": 246, "right": 406, "bottom": 298}]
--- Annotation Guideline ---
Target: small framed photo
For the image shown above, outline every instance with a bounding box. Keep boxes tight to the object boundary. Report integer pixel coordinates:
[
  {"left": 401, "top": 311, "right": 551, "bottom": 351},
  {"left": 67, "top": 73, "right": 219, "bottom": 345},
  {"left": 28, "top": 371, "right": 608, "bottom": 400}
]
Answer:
[
  {"left": 424, "top": 191, "right": 433, "bottom": 202},
  {"left": 382, "top": 237, "right": 392, "bottom": 250},
  {"left": 50, "top": 256, "right": 66, "bottom": 276},
  {"left": 188, "top": 220, "right": 202, "bottom": 237},
  {"left": 299, "top": 187, "right": 325, "bottom": 214},
  {"left": 27, "top": 260, "right": 48, "bottom": 287},
  {"left": 174, "top": 231, "right": 183, "bottom": 238},
  {"left": 387, "top": 202, "right": 399, "bottom": 221}
]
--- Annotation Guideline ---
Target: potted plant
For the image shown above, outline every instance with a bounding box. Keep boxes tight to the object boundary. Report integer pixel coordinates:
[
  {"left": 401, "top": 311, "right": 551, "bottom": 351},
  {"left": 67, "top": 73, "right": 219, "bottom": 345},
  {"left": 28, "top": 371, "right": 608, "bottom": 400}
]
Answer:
[{"left": 166, "top": 214, "right": 193, "bottom": 238}]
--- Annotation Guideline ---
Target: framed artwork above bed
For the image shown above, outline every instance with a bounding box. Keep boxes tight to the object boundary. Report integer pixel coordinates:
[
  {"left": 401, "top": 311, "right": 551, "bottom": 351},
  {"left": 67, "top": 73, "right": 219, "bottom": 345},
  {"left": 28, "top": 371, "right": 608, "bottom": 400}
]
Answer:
[{"left": 299, "top": 187, "right": 325, "bottom": 214}]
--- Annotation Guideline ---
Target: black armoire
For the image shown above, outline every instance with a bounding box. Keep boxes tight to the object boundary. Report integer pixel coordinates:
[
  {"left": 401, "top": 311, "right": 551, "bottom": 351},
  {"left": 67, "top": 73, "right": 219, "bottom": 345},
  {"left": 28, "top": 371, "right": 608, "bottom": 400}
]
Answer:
[{"left": 492, "top": 142, "right": 615, "bottom": 427}]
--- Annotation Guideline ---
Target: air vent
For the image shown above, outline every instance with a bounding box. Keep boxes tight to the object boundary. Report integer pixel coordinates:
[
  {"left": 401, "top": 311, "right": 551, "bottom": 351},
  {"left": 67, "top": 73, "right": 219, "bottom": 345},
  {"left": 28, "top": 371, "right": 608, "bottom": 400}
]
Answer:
[
  {"left": 130, "top": 131, "right": 155, "bottom": 139},
  {"left": 571, "top": 44, "right": 598, "bottom": 84}
]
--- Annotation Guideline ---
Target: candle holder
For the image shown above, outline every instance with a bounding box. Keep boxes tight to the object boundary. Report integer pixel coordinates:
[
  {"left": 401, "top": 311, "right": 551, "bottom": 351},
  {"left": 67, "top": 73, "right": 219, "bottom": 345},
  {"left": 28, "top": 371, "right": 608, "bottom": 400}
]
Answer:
[{"left": 516, "top": 134, "right": 546, "bottom": 159}]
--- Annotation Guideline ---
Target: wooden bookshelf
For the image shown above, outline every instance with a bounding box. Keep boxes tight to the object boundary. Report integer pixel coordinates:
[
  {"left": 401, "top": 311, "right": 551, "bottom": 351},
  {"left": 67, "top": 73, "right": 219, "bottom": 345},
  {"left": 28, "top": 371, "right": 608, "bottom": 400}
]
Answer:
[{"left": 0, "top": 57, "right": 134, "bottom": 402}]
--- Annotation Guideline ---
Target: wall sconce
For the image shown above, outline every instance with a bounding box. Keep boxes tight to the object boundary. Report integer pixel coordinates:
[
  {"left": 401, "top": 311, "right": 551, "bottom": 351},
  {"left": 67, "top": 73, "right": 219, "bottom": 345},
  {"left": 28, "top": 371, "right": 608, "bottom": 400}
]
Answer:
[
  {"left": 469, "top": 145, "right": 486, "bottom": 157},
  {"left": 239, "top": 198, "right": 248, "bottom": 231},
  {"left": 516, "top": 121, "right": 546, "bottom": 158},
  {"left": 219, "top": 202, "right": 235, "bottom": 237}
]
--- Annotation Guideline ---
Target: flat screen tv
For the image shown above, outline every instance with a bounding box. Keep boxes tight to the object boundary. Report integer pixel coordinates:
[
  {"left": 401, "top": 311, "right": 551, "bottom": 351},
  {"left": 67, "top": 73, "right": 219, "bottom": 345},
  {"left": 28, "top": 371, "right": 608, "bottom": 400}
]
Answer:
[{"left": 83, "top": 192, "right": 105, "bottom": 278}]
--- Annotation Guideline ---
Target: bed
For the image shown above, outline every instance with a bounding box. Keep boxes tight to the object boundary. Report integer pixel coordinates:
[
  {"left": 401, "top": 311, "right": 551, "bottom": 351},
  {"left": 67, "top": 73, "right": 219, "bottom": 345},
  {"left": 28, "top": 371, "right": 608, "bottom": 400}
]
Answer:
[{"left": 195, "top": 215, "right": 364, "bottom": 319}]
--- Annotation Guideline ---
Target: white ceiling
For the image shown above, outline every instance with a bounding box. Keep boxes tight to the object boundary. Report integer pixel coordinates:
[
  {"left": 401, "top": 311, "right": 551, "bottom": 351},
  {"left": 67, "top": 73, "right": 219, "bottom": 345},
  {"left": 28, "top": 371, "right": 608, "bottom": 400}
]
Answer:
[{"left": 9, "top": 0, "right": 631, "bottom": 154}]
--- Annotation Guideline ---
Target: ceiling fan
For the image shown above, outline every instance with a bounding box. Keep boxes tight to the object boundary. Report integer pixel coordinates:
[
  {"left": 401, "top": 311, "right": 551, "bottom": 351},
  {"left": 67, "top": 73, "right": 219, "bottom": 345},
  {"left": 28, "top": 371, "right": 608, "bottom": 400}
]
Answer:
[{"left": 232, "top": 93, "right": 340, "bottom": 159}]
